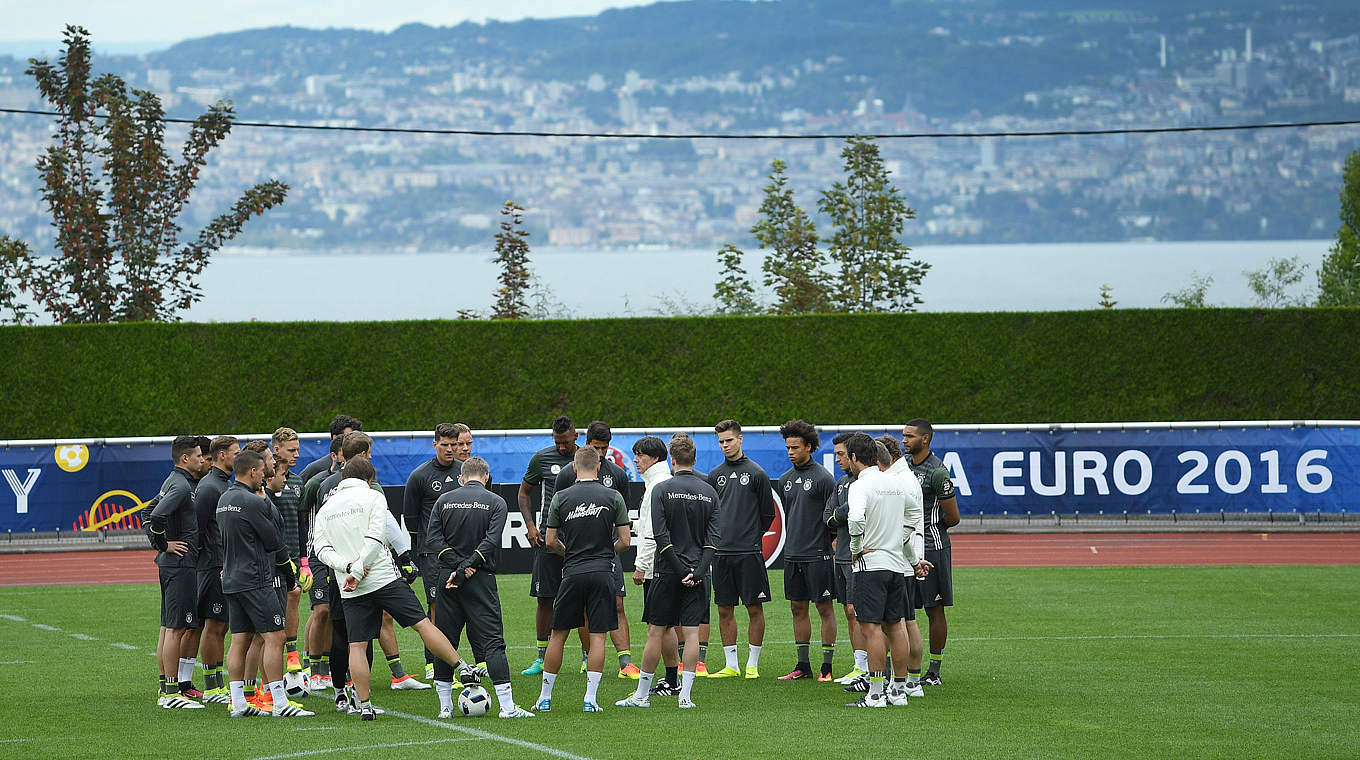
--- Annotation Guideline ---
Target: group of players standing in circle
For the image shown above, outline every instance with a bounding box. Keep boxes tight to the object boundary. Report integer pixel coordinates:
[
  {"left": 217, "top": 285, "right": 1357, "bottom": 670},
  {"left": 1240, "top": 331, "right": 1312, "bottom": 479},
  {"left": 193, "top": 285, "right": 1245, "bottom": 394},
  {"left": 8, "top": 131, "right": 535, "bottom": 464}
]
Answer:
[{"left": 146, "top": 413, "right": 959, "bottom": 718}]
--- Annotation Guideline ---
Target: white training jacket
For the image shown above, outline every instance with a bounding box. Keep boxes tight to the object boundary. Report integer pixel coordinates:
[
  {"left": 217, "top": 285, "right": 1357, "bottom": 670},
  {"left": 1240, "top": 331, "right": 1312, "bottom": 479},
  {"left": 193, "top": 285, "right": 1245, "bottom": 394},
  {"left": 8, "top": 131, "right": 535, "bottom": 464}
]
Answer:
[
  {"left": 848, "top": 466, "right": 925, "bottom": 573},
  {"left": 887, "top": 457, "right": 926, "bottom": 567},
  {"left": 634, "top": 461, "right": 673, "bottom": 580},
  {"left": 313, "top": 478, "right": 400, "bottom": 598}
]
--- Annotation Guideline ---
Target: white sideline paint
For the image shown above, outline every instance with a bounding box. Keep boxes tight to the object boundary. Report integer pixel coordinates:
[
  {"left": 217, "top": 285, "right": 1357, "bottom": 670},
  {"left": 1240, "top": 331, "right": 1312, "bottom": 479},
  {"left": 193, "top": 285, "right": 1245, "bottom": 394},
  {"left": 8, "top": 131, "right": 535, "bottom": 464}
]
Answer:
[
  {"left": 110, "top": 642, "right": 139, "bottom": 650},
  {"left": 0, "top": 613, "right": 25, "bottom": 621},
  {"left": 31, "top": 623, "right": 60, "bottom": 631},
  {"left": 386, "top": 709, "right": 597, "bottom": 760},
  {"left": 0, "top": 660, "right": 37, "bottom": 665},
  {"left": 500, "top": 632, "right": 1359, "bottom": 650},
  {"left": 70, "top": 632, "right": 99, "bottom": 641},
  {"left": 247, "top": 738, "right": 483, "bottom": 760}
]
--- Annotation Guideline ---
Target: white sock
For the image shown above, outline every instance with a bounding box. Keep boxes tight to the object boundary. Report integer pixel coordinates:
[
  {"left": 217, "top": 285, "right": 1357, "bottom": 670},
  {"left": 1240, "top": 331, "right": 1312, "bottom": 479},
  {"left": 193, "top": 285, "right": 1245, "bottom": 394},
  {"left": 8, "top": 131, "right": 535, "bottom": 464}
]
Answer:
[
  {"left": 680, "top": 670, "right": 696, "bottom": 701},
  {"left": 584, "top": 670, "right": 602, "bottom": 704},
  {"left": 268, "top": 680, "right": 286, "bottom": 707},
  {"left": 723, "top": 645, "right": 738, "bottom": 670},
  {"left": 177, "top": 657, "right": 195, "bottom": 683},
  {"left": 854, "top": 649, "right": 869, "bottom": 671},
  {"left": 229, "top": 680, "right": 247, "bottom": 709},
  {"left": 539, "top": 671, "right": 557, "bottom": 702},
  {"left": 634, "top": 671, "right": 653, "bottom": 700},
  {"left": 746, "top": 644, "right": 762, "bottom": 670},
  {"left": 494, "top": 682, "right": 514, "bottom": 712},
  {"left": 435, "top": 680, "right": 454, "bottom": 710}
]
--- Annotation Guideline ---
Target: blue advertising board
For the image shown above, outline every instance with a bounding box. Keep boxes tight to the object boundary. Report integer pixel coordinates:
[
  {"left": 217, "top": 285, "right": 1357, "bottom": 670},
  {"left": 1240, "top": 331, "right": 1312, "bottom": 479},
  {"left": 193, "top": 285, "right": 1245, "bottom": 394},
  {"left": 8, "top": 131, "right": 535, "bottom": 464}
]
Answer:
[{"left": 1, "top": 423, "right": 1355, "bottom": 537}]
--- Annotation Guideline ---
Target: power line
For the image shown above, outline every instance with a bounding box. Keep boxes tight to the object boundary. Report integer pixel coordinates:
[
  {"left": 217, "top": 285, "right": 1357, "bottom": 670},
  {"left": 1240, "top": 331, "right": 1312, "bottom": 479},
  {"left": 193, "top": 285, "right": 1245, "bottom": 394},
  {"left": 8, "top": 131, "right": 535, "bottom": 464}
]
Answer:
[{"left": 1, "top": 106, "right": 1358, "bottom": 140}]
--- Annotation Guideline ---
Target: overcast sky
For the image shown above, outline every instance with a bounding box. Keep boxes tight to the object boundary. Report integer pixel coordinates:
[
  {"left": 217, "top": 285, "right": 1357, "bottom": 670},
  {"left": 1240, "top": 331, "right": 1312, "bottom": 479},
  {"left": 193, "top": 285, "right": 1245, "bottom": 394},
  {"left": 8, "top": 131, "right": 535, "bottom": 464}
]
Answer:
[{"left": 1, "top": 1, "right": 660, "bottom": 45}]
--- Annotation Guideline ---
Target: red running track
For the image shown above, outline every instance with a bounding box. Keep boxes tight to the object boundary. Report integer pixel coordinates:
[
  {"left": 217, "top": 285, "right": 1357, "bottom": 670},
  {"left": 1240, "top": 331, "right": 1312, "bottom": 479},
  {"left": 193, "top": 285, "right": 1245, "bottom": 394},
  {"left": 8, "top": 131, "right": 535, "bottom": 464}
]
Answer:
[{"left": 1, "top": 533, "right": 1358, "bottom": 587}]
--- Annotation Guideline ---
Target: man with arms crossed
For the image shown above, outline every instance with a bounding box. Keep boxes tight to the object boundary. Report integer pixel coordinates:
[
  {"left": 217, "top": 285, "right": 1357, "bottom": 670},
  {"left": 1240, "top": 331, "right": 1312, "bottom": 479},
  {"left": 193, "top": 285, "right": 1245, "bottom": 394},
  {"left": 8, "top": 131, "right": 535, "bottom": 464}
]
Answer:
[
  {"left": 775, "top": 419, "right": 838, "bottom": 681},
  {"left": 518, "top": 416, "right": 579, "bottom": 675},
  {"left": 616, "top": 433, "right": 717, "bottom": 710},
  {"left": 706, "top": 419, "right": 777, "bottom": 679},
  {"left": 843, "top": 433, "right": 931, "bottom": 708},
  {"left": 532, "top": 447, "right": 632, "bottom": 713},
  {"left": 902, "top": 418, "right": 959, "bottom": 686},
  {"left": 146, "top": 436, "right": 205, "bottom": 708},
  {"left": 426, "top": 456, "right": 534, "bottom": 718}
]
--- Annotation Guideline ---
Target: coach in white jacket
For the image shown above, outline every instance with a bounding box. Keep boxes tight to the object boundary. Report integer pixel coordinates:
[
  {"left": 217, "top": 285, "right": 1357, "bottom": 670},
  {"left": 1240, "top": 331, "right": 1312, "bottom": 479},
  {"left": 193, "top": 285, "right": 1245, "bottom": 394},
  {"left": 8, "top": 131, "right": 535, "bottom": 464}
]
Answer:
[
  {"left": 877, "top": 436, "right": 927, "bottom": 697},
  {"left": 313, "top": 457, "right": 482, "bottom": 719}
]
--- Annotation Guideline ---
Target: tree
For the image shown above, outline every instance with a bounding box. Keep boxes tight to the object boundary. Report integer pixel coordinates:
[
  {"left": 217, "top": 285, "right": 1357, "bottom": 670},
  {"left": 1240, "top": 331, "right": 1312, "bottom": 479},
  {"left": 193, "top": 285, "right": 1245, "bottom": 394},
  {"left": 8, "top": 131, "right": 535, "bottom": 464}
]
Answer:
[
  {"left": 1317, "top": 147, "right": 1360, "bottom": 306},
  {"left": 0, "top": 26, "right": 287, "bottom": 324},
  {"left": 491, "top": 200, "right": 532, "bottom": 319},
  {"left": 1244, "top": 256, "right": 1311, "bottom": 308},
  {"left": 712, "top": 243, "right": 759, "bottom": 315},
  {"left": 1162, "top": 272, "right": 1213, "bottom": 308},
  {"left": 1098, "top": 283, "right": 1117, "bottom": 309},
  {"left": 753, "top": 160, "right": 829, "bottom": 314},
  {"left": 818, "top": 136, "right": 927, "bottom": 312}
]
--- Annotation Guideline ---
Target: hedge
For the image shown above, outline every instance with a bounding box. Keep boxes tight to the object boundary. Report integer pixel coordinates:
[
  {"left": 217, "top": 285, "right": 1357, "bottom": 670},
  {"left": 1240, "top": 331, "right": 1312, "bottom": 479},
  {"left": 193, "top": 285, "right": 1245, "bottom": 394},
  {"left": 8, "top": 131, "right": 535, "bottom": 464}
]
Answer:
[{"left": 2, "top": 309, "right": 1357, "bottom": 440}]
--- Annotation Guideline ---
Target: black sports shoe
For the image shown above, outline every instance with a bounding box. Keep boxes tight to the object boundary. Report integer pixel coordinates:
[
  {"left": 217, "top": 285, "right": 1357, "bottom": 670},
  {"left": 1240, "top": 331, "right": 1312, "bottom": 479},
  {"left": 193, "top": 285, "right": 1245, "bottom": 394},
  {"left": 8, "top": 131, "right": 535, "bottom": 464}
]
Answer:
[
  {"left": 923, "top": 672, "right": 942, "bottom": 686},
  {"left": 844, "top": 693, "right": 887, "bottom": 708},
  {"left": 650, "top": 681, "right": 678, "bottom": 696},
  {"left": 360, "top": 704, "right": 376, "bottom": 721},
  {"left": 843, "top": 674, "right": 869, "bottom": 693}
]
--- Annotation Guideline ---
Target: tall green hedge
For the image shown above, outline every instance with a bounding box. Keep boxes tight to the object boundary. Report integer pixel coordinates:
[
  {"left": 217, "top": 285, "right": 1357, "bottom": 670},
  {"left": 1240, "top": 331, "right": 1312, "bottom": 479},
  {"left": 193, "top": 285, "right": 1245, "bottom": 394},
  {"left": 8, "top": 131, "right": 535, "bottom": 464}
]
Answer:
[{"left": 2, "top": 309, "right": 1357, "bottom": 440}]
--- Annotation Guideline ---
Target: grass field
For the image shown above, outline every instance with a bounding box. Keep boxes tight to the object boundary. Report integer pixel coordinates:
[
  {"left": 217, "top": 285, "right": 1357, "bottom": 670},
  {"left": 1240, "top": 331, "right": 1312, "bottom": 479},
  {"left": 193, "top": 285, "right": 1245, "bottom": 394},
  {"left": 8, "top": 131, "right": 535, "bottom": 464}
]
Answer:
[{"left": 2, "top": 566, "right": 1358, "bottom": 760}]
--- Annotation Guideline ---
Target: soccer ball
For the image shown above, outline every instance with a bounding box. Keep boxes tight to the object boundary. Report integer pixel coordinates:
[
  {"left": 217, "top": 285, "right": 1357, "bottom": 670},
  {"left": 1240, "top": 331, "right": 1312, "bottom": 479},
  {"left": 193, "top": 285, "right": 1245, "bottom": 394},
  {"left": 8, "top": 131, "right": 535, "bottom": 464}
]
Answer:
[
  {"left": 284, "top": 670, "right": 309, "bottom": 697},
  {"left": 458, "top": 685, "right": 491, "bottom": 717},
  {"left": 54, "top": 444, "right": 89, "bottom": 473}
]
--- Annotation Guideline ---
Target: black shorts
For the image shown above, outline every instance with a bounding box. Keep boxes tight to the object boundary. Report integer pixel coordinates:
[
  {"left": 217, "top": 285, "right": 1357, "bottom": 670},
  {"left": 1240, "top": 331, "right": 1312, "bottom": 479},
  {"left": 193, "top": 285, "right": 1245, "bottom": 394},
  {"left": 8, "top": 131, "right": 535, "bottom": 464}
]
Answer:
[
  {"left": 833, "top": 563, "right": 855, "bottom": 605},
  {"left": 307, "top": 559, "right": 331, "bottom": 609},
  {"left": 344, "top": 580, "right": 428, "bottom": 643},
  {"left": 784, "top": 559, "right": 835, "bottom": 603},
  {"left": 712, "top": 553, "right": 771, "bottom": 607},
  {"left": 612, "top": 558, "right": 627, "bottom": 598},
  {"left": 551, "top": 570, "right": 617, "bottom": 634},
  {"left": 225, "top": 587, "right": 285, "bottom": 634},
  {"left": 435, "top": 571, "right": 505, "bottom": 671},
  {"left": 903, "top": 574, "right": 920, "bottom": 618},
  {"left": 159, "top": 566, "right": 199, "bottom": 630},
  {"left": 915, "top": 547, "right": 953, "bottom": 609},
  {"left": 196, "top": 568, "right": 228, "bottom": 622},
  {"left": 852, "top": 570, "right": 908, "bottom": 625},
  {"left": 274, "top": 576, "right": 288, "bottom": 611},
  {"left": 531, "top": 550, "right": 564, "bottom": 599},
  {"left": 643, "top": 574, "right": 708, "bottom": 628},
  {"left": 418, "top": 554, "right": 443, "bottom": 607},
  {"left": 327, "top": 574, "right": 345, "bottom": 622}
]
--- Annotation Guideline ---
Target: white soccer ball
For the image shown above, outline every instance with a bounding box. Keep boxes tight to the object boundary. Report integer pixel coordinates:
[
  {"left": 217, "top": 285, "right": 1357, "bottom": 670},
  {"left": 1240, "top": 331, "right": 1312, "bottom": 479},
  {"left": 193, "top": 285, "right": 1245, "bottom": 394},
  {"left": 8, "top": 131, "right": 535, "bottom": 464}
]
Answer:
[
  {"left": 284, "top": 670, "right": 309, "bottom": 697},
  {"left": 458, "top": 685, "right": 491, "bottom": 717}
]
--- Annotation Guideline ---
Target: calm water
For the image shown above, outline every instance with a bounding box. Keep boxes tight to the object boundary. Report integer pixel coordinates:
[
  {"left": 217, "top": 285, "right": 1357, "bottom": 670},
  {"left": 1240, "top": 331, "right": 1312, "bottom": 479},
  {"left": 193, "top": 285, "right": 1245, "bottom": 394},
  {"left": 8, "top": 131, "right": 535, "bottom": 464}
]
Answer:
[{"left": 184, "top": 240, "right": 1331, "bottom": 321}]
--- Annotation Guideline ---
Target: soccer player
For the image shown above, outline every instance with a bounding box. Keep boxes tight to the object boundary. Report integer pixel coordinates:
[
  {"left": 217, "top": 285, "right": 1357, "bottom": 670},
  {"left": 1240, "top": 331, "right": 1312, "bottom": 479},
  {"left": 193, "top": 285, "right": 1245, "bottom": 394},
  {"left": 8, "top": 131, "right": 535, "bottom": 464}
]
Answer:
[
  {"left": 300, "top": 435, "right": 343, "bottom": 692},
  {"left": 218, "top": 448, "right": 313, "bottom": 718},
  {"left": 147, "top": 435, "right": 206, "bottom": 708},
  {"left": 877, "top": 435, "right": 927, "bottom": 697},
  {"left": 297, "top": 414, "right": 362, "bottom": 484},
  {"left": 270, "top": 428, "right": 308, "bottom": 681},
  {"left": 842, "top": 433, "right": 931, "bottom": 708},
  {"left": 671, "top": 431, "right": 712, "bottom": 676},
  {"left": 517, "top": 416, "right": 579, "bottom": 675},
  {"left": 823, "top": 433, "right": 868, "bottom": 686},
  {"left": 404, "top": 423, "right": 464, "bottom": 681},
  {"left": 553, "top": 421, "right": 637, "bottom": 679},
  {"left": 314, "top": 456, "right": 483, "bottom": 721},
  {"left": 532, "top": 447, "right": 632, "bottom": 714},
  {"left": 616, "top": 433, "right": 716, "bottom": 710},
  {"left": 775, "top": 419, "right": 838, "bottom": 682},
  {"left": 706, "top": 419, "right": 777, "bottom": 679},
  {"left": 426, "top": 456, "right": 533, "bottom": 718},
  {"left": 631, "top": 435, "right": 681, "bottom": 695},
  {"left": 190, "top": 435, "right": 238, "bottom": 704},
  {"left": 451, "top": 423, "right": 473, "bottom": 463},
  {"left": 902, "top": 418, "right": 960, "bottom": 686}
]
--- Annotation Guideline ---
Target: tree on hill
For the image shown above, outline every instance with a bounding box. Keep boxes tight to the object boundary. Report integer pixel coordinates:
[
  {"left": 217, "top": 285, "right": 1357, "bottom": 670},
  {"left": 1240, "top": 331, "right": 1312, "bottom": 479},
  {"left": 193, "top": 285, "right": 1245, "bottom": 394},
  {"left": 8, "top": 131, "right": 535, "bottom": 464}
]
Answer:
[
  {"left": 818, "top": 136, "right": 926, "bottom": 312},
  {"left": 491, "top": 200, "right": 532, "bottom": 319},
  {"left": 0, "top": 26, "right": 288, "bottom": 324},
  {"left": 753, "top": 160, "right": 829, "bottom": 314},
  {"left": 1317, "top": 147, "right": 1360, "bottom": 307}
]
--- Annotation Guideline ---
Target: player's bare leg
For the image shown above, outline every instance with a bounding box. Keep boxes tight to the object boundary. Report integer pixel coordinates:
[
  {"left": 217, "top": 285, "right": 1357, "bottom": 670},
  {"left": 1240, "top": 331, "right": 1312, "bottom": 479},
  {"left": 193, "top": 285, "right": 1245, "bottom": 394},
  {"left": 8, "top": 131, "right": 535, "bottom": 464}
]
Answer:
[
  {"left": 924, "top": 605, "right": 947, "bottom": 684},
  {"left": 201, "top": 619, "right": 227, "bottom": 677}
]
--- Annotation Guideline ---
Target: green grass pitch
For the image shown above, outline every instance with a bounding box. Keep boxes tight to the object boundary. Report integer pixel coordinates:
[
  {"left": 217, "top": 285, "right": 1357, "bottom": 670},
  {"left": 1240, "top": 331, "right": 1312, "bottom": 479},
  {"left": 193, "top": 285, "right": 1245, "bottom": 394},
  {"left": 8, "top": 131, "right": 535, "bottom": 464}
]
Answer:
[{"left": 1, "top": 566, "right": 1357, "bottom": 759}]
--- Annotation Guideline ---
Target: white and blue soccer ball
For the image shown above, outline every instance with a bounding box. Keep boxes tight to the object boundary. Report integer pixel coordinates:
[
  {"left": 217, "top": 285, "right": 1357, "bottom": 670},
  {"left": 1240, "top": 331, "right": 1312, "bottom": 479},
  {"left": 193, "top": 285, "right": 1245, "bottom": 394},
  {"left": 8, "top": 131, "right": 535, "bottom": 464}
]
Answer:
[
  {"left": 458, "top": 685, "right": 491, "bottom": 717},
  {"left": 284, "top": 670, "right": 309, "bottom": 697}
]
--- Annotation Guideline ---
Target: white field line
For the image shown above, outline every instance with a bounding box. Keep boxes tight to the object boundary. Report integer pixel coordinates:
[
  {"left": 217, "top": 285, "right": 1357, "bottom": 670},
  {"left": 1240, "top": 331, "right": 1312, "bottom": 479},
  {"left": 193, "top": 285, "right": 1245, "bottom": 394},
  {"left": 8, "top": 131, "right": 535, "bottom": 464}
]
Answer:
[
  {"left": 31, "top": 623, "right": 60, "bottom": 631},
  {"left": 498, "top": 632, "right": 1360, "bottom": 650},
  {"left": 70, "top": 633, "right": 99, "bottom": 641},
  {"left": 0, "top": 613, "right": 24, "bottom": 621},
  {"left": 247, "top": 738, "right": 483, "bottom": 760},
  {"left": 0, "top": 660, "right": 38, "bottom": 665},
  {"left": 387, "top": 709, "right": 597, "bottom": 760}
]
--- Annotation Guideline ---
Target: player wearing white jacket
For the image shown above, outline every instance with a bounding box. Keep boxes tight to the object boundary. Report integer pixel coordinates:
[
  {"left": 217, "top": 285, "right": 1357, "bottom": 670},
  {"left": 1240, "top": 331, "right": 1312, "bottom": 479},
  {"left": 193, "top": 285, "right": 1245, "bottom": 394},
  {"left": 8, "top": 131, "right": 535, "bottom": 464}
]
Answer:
[
  {"left": 880, "top": 436, "right": 927, "bottom": 698},
  {"left": 312, "top": 458, "right": 483, "bottom": 720}
]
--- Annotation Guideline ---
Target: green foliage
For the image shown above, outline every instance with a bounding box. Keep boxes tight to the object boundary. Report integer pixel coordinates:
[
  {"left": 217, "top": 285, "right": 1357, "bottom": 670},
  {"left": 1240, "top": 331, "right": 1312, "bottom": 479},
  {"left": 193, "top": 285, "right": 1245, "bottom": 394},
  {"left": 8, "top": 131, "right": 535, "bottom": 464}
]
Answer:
[
  {"left": 492, "top": 200, "right": 532, "bottom": 320},
  {"left": 2, "top": 309, "right": 1358, "bottom": 439},
  {"left": 1244, "top": 256, "right": 1312, "bottom": 308},
  {"left": 712, "top": 243, "right": 759, "bottom": 315},
  {"left": 0, "top": 26, "right": 287, "bottom": 324},
  {"left": 1162, "top": 272, "right": 1214, "bottom": 308},
  {"left": 1098, "top": 283, "right": 1116, "bottom": 309},
  {"left": 818, "top": 137, "right": 925, "bottom": 312},
  {"left": 1317, "top": 148, "right": 1360, "bottom": 307},
  {"left": 753, "top": 160, "right": 829, "bottom": 314}
]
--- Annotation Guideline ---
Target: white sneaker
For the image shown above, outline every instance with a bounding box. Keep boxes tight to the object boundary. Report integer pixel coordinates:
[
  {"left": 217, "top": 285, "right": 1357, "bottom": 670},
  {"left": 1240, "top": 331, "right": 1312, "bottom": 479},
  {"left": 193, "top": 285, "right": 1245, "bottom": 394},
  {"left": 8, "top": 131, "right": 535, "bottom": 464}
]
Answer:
[
  {"left": 886, "top": 686, "right": 910, "bottom": 706},
  {"left": 391, "top": 675, "right": 431, "bottom": 690},
  {"left": 614, "top": 695, "right": 649, "bottom": 708},
  {"left": 308, "top": 674, "right": 328, "bottom": 692},
  {"left": 499, "top": 706, "right": 535, "bottom": 718},
  {"left": 272, "top": 701, "right": 316, "bottom": 717},
  {"left": 845, "top": 692, "right": 888, "bottom": 708},
  {"left": 678, "top": 697, "right": 697, "bottom": 709},
  {"left": 229, "top": 703, "right": 264, "bottom": 717},
  {"left": 437, "top": 705, "right": 454, "bottom": 719},
  {"left": 905, "top": 681, "right": 924, "bottom": 698},
  {"left": 158, "top": 695, "right": 205, "bottom": 709}
]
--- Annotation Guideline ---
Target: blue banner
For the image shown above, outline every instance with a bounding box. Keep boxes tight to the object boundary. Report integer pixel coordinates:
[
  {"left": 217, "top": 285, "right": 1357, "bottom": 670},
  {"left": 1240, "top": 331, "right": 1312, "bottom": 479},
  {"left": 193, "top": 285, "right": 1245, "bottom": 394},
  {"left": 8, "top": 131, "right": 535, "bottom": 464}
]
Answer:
[{"left": 1, "top": 424, "right": 1355, "bottom": 535}]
